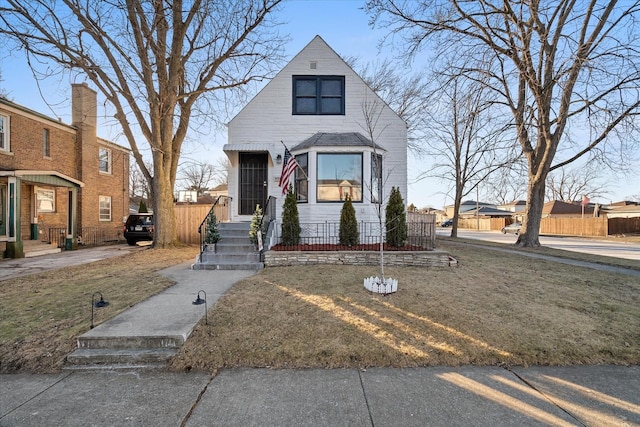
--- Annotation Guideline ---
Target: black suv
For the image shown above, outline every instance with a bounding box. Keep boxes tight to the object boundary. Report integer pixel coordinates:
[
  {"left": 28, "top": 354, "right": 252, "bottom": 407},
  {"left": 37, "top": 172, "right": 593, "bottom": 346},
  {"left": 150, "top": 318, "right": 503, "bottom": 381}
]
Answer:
[{"left": 123, "top": 214, "right": 154, "bottom": 245}]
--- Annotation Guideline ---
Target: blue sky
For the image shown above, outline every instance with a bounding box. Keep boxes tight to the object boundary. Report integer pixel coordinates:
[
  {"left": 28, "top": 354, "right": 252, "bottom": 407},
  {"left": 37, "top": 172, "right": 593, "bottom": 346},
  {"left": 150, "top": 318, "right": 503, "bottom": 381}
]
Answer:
[{"left": 1, "top": 0, "right": 637, "bottom": 208}]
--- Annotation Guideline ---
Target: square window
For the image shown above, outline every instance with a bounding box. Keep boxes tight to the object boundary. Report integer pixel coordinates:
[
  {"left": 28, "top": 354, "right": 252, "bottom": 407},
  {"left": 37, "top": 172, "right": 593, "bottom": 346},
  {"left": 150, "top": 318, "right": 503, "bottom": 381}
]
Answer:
[
  {"left": 99, "top": 147, "right": 112, "bottom": 174},
  {"left": 317, "top": 153, "right": 362, "bottom": 202},
  {"left": 293, "top": 76, "right": 345, "bottom": 115},
  {"left": 99, "top": 195, "right": 111, "bottom": 221},
  {"left": 35, "top": 187, "right": 55, "bottom": 213}
]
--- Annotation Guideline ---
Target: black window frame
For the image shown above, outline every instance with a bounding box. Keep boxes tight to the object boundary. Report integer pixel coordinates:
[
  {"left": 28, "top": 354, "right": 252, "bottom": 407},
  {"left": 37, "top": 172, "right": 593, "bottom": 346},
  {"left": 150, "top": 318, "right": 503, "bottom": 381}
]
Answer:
[
  {"left": 292, "top": 75, "right": 345, "bottom": 115},
  {"left": 316, "top": 152, "right": 363, "bottom": 203},
  {"left": 294, "top": 153, "right": 308, "bottom": 203}
]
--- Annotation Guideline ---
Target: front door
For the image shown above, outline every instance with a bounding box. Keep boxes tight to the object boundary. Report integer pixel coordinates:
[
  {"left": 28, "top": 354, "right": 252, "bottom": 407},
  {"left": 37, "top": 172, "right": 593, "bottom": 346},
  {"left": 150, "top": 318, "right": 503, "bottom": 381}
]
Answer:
[{"left": 239, "top": 152, "right": 268, "bottom": 215}]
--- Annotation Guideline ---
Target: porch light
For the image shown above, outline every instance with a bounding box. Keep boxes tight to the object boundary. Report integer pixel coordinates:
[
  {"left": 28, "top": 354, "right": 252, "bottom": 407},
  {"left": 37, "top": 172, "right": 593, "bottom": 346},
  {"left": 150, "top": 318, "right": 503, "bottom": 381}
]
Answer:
[
  {"left": 192, "top": 290, "right": 208, "bottom": 325},
  {"left": 276, "top": 154, "right": 282, "bottom": 164},
  {"left": 90, "top": 292, "right": 109, "bottom": 329}
]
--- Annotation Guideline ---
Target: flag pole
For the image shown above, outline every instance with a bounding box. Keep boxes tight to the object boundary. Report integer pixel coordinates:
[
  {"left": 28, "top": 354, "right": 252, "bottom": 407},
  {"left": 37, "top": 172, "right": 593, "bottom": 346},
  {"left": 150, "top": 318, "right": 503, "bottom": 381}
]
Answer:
[{"left": 280, "top": 140, "right": 308, "bottom": 179}]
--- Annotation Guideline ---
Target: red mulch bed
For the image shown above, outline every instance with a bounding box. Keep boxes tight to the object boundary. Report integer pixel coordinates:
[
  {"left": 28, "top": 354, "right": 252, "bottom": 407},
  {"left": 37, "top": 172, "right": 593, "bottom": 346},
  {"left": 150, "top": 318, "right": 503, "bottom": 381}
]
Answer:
[{"left": 270, "top": 243, "right": 426, "bottom": 251}]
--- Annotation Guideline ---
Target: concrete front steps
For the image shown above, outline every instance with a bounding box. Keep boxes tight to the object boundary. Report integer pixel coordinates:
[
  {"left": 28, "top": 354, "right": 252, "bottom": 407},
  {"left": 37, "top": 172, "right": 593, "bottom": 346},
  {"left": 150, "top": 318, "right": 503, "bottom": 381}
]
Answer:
[
  {"left": 23, "top": 240, "right": 62, "bottom": 257},
  {"left": 66, "top": 335, "right": 182, "bottom": 370},
  {"left": 192, "top": 222, "right": 263, "bottom": 271}
]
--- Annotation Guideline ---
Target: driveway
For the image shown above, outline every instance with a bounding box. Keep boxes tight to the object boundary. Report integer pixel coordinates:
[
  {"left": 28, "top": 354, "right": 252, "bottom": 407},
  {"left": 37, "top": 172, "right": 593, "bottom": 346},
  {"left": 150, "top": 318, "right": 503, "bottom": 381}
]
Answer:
[
  {"left": 0, "top": 244, "right": 145, "bottom": 281},
  {"left": 437, "top": 229, "right": 640, "bottom": 261}
]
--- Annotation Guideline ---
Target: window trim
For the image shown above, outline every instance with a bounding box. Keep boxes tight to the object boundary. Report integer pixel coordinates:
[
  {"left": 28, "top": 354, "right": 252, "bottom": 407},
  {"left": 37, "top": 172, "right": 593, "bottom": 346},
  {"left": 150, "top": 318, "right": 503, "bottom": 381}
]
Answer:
[
  {"left": 316, "top": 152, "right": 363, "bottom": 203},
  {"left": 43, "top": 128, "right": 51, "bottom": 158},
  {"left": 99, "top": 147, "right": 112, "bottom": 174},
  {"left": 0, "top": 114, "right": 9, "bottom": 152},
  {"left": 292, "top": 75, "right": 345, "bottom": 115},
  {"left": 99, "top": 195, "right": 112, "bottom": 221},
  {"left": 294, "top": 153, "right": 308, "bottom": 203},
  {"left": 35, "top": 187, "right": 56, "bottom": 213}
]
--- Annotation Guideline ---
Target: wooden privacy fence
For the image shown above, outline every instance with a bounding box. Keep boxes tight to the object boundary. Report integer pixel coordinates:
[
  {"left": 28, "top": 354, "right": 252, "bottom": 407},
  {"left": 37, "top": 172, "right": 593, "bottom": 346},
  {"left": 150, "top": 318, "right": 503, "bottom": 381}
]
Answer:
[
  {"left": 455, "top": 216, "right": 639, "bottom": 237},
  {"left": 174, "top": 201, "right": 230, "bottom": 244}
]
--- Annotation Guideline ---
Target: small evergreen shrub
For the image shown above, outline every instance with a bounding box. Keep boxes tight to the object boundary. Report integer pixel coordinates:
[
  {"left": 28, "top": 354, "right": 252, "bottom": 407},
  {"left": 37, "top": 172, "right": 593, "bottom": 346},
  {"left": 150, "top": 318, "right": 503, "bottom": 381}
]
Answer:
[
  {"left": 281, "top": 186, "right": 300, "bottom": 246},
  {"left": 385, "top": 187, "right": 407, "bottom": 247},
  {"left": 249, "top": 204, "right": 263, "bottom": 246},
  {"left": 138, "top": 200, "right": 148, "bottom": 213},
  {"left": 205, "top": 211, "right": 220, "bottom": 244},
  {"left": 339, "top": 194, "right": 359, "bottom": 246}
]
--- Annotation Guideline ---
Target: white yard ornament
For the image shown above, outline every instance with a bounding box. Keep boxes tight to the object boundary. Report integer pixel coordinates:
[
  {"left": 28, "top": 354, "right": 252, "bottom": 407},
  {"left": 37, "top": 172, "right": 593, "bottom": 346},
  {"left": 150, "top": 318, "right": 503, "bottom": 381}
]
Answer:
[{"left": 364, "top": 276, "right": 398, "bottom": 295}]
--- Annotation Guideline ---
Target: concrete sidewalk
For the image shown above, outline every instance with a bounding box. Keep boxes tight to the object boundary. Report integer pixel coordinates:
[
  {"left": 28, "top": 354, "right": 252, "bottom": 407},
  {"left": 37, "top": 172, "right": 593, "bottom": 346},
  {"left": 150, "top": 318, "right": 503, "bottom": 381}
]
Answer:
[{"left": 1, "top": 365, "right": 639, "bottom": 426}]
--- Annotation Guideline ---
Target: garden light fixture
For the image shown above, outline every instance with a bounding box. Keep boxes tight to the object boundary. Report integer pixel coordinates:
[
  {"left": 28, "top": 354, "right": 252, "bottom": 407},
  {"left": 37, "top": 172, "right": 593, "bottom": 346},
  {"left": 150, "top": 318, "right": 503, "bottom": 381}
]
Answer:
[
  {"left": 90, "top": 292, "right": 109, "bottom": 329},
  {"left": 192, "top": 290, "right": 208, "bottom": 325}
]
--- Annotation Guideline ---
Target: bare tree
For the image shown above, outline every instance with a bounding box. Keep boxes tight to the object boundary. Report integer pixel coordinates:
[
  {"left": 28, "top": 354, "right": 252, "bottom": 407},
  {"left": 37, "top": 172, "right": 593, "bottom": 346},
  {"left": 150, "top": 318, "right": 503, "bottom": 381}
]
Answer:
[
  {"left": 213, "top": 157, "right": 231, "bottom": 187},
  {"left": 178, "top": 162, "right": 217, "bottom": 196},
  {"left": 0, "top": 0, "right": 286, "bottom": 247},
  {"left": 418, "top": 72, "right": 517, "bottom": 237},
  {"left": 349, "top": 58, "right": 429, "bottom": 154},
  {"left": 366, "top": 0, "right": 640, "bottom": 247},
  {"left": 546, "top": 165, "right": 611, "bottom": 203},
  {"left": 483, "top": 164, "right": 528, "bottom": 206},
  {"left": 129, "top": 160, "right": 151, "bottom": 200}
]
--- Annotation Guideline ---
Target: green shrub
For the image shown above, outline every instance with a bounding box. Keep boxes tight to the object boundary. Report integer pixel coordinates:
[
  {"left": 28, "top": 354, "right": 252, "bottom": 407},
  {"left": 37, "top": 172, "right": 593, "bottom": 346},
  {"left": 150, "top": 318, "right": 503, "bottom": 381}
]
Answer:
[
  {"left": 339, "top": 194, "right": 359, "bottom": 246},
  {"left": 385, "top": 187, "right": 407, "bottom": 247},
  {"left": 281, "top": 186, "right": 300, "bottom": 246},
  {"left": 138, "top": 200, "right": 148, "bottom": 213},
  {"left": 249, "top": 205, "right": 263, "bottom": 246},
  {"left": 204, "top": 211, "right": 220, "bottom": 244}
]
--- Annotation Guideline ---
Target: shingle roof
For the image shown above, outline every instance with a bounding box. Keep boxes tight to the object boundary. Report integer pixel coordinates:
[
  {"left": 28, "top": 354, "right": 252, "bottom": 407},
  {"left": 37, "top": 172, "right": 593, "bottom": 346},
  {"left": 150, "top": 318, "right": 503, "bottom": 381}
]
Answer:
[{"left": 291, "top": 132, "right": 386, "bottom": 151}]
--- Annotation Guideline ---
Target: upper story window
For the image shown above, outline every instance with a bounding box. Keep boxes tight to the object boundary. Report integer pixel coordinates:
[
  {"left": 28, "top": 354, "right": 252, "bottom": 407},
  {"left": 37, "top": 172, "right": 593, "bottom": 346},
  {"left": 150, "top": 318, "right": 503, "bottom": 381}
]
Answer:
[
  {"left": 317, "top": 153, "right": 362, "bottom": 202},
  {"left": 293, "top": 76, "right": 345, "bottom": 115},
  {"left": 43, "top": 128, "right": 50, "bottom": 158},
  {"left": 0, "top": 114, "right": 9, "bottom": 152},
  {"left": 99, "top": 147, "right": 112, "bottom": 174}
]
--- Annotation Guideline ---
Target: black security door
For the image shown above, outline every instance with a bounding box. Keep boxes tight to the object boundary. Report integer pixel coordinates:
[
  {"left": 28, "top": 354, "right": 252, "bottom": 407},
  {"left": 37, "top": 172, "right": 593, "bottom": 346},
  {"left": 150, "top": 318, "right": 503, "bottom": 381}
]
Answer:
[{"left": 239, "top": 152, "right": 268, "bottom": 215}]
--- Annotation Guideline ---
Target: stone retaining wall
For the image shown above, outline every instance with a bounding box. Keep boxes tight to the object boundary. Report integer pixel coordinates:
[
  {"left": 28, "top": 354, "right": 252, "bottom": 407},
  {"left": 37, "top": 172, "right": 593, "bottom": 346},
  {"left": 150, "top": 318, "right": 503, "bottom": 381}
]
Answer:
[{"left": 264, "top": 249, "right": 450, "bottom": 267}]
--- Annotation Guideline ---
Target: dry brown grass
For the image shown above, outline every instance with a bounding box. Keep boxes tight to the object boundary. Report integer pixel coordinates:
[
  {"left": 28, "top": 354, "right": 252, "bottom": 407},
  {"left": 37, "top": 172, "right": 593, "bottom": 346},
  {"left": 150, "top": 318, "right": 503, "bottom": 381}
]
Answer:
[
  {"left": 2, "top": 240, "right": 638, "bottom": 374},
  {"left": 170, "top": 241, "right": 640, "bottom": 372},
  {"left": 0, "top": 246, "right": 198, "bottom": 373}
]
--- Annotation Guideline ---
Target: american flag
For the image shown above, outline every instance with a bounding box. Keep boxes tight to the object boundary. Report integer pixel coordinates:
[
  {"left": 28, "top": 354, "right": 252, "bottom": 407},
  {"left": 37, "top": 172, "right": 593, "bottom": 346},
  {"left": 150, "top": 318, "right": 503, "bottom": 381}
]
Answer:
[{"left": 278, "top": 148, "right": 299, "bottom": 195}]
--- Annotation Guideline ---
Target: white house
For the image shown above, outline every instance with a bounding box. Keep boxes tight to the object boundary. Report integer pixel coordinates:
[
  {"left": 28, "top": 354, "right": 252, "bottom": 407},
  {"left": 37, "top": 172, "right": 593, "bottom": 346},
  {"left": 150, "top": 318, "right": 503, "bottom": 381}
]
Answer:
[{"left": 223, "top": 36, "right": 407, "bottom": 229}]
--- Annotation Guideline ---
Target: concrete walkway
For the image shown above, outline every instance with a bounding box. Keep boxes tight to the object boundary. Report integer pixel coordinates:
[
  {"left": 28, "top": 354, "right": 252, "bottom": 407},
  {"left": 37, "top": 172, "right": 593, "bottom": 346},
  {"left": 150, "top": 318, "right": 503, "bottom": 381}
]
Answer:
[
  {"left": 2, "top": 245, "right": 640, "bottom": 425},
  {"left": 1, "top": 365, "right": 639, "bottom": 426}
]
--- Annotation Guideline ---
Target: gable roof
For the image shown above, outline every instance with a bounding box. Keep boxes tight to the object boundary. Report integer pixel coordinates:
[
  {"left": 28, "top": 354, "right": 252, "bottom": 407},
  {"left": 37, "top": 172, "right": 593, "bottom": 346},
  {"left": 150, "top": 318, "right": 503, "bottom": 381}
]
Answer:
[
  {"left": 291, "top": 132, "right": 385, "bottom": 151},
  {"left": 227, "top": 35, "right": 405, "bottom": 128}
]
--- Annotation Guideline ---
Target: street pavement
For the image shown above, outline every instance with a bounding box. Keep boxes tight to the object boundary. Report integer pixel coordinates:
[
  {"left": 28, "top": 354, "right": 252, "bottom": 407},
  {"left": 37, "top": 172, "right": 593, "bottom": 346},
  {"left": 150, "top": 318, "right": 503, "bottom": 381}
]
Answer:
[
  {"left": 439, "top": 228, "right": 640, "bottom": 261},
  {"left": 1, "top": 244, "right": 639, "bottom": 426}
]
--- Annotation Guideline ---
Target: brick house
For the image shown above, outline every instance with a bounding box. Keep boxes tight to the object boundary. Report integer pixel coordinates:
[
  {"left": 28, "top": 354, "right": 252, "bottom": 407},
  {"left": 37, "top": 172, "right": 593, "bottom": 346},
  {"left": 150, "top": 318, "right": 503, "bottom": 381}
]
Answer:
[{"left": 0, "top": 83, "right": 129, "bottom": 258}]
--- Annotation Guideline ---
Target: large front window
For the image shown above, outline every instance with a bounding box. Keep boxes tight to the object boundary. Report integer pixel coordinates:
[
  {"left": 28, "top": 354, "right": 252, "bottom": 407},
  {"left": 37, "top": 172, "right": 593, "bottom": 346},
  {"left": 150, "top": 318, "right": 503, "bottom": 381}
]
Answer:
[
  {"left": 317, "top": 153, "right": 362, "bottom": 202},
  {"left": 293, "top": 76, "right": 345, "bottom": 115}
]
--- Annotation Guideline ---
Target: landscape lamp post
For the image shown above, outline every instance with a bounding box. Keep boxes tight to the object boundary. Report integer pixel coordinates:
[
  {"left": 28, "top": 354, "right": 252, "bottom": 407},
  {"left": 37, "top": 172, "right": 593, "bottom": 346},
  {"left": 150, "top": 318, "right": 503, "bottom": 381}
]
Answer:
[
  {"left": 192, "top": 290, "right": 208, "bottom": 325},
  {"left": 91, "top": 292, "right": 109, "bottom": 329}
]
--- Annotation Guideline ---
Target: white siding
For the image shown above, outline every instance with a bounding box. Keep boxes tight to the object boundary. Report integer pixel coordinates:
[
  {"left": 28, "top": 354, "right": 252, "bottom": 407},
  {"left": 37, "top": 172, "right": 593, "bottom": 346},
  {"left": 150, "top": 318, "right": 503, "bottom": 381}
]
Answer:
[{"left": 226, "top": 36, "right": 408, "bottom": 224}]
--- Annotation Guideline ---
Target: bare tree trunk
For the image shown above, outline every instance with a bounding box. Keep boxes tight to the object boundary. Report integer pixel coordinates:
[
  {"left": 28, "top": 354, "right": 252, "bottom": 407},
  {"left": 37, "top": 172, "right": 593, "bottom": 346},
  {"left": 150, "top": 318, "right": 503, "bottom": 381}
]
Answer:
[{"left": 516, "top": 176, "right": 545, "bottom": 247}]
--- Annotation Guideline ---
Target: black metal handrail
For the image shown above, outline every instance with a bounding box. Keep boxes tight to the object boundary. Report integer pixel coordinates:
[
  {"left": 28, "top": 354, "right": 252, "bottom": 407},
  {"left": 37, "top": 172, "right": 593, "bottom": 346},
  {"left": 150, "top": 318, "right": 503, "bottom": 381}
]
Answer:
[{"left": 257, "top": 196, "right": 277, "bottom": 250}]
